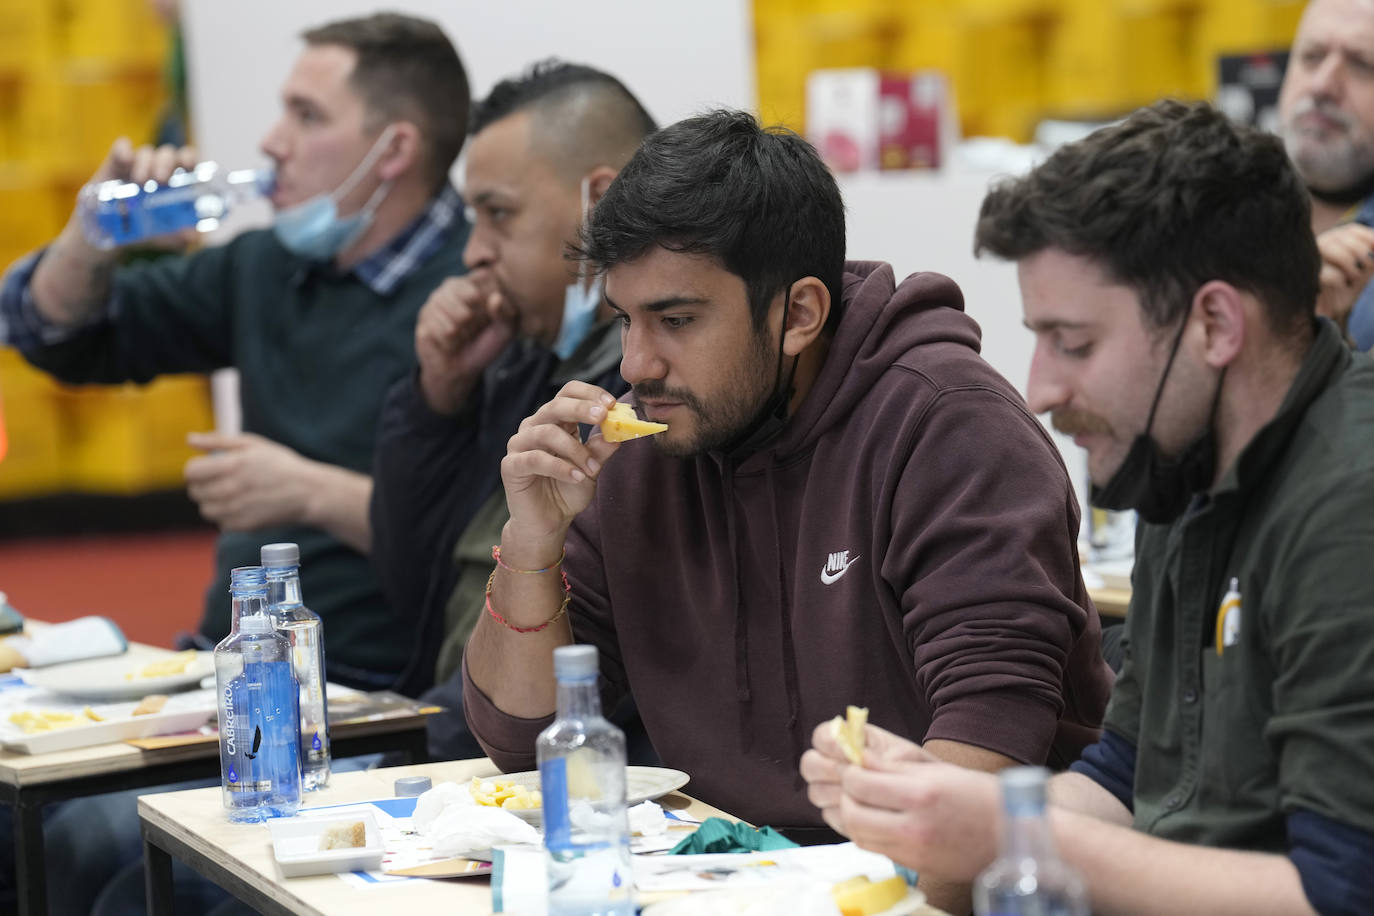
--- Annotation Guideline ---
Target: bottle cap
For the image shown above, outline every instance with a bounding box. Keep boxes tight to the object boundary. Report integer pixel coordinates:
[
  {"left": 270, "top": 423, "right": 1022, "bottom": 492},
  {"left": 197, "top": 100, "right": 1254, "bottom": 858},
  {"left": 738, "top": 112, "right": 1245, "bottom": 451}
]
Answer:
[
  {"left": 553, "top": 644, "right": 598, "bottom": 680},
  {"left": 394, "top": 776, "right": 432, "bottom": 797},
  {"left": 260, "top": 543, "right": 300, "bottom": 568},
  {"left": 229, "top": 566, "right": 267, "bottom": 589},
  {"left": 999, "top": 765, "right": 1049, "bottom": 815},
  {"left": 240, "top": 613, "right": 274, "bottom": 635}
]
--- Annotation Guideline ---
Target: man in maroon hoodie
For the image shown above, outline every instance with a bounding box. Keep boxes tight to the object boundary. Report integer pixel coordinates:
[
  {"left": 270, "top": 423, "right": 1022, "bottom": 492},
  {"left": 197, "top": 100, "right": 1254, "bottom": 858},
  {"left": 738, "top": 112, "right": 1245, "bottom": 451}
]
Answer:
[{"left": 463, "top": 108, "right": 1112, "bottom": 909}]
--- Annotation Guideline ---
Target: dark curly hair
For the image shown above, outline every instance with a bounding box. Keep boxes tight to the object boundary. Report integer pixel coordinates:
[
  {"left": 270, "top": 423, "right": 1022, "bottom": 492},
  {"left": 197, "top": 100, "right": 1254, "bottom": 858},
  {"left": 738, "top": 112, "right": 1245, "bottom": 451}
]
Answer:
[
  {"left": 575, "top": 109, "right": 846, "bottom": 333},
  {"left": 975, "top": 98, "right": 1319, "bottom": 343}
]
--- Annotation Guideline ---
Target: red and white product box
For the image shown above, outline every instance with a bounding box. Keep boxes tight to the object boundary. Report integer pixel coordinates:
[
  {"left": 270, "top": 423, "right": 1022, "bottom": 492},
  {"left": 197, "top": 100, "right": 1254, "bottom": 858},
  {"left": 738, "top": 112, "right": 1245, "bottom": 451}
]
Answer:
[
  {"left": 805, "top": 68, "right": 880, "bottom": 173},
  {"left": 879, "top": 71, "right": 950, "bottom": 170},
  {"left": 806, "top": 68, "right": 952, "bottom": 173}
]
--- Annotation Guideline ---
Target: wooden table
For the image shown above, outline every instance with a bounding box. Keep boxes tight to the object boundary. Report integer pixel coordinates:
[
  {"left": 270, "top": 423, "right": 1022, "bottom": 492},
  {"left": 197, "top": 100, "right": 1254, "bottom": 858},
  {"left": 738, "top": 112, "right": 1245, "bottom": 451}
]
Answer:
[
  {"left": 1088, "top": 585, "right": 1130, "bottom": 619},
  {"left": 0, "top": 691, "right": 432, "bottom": 916},
  {"left": 140, "top": 759, "right": 952, "bottom": 916}
]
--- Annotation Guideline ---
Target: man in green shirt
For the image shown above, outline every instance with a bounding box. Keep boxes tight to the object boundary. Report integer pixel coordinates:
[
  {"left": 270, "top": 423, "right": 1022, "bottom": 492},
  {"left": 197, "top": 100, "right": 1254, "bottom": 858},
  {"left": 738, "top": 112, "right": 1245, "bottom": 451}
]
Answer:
[
  {"left": 802, "top": 99, "right": 1374, "bottom": 914},
  {"left": 0, "top": 13, "right": 470, "bottom": 689}
]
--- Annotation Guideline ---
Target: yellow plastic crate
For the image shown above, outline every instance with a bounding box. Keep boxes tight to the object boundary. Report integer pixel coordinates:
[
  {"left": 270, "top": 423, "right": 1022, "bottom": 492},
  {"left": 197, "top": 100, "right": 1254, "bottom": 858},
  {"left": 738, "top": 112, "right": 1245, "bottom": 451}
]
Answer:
[
  {"left": 0, "top": 183, "right": 65, "bottom": 255},
  {"left": 63, "top": 71, "right": 166, "bottom": 168},
  {"left": 59, "top": 0, "right": 167, "bottom": 69},
  {"left": 14, "top": 70, "right": 76, "bottom": 176},
  {"left": 0, "top": 0, "right": 57, "bottom": 76},
  {"left": 58, "top": 375, "right": 214, "bottom": 495},
  {"left": 0, "top": 352, "right": 66, "bottom": 499},
  {"left": 1120, "top": 10, "right": 1203, "bottom": 105},
  {"left": 757, "top": 0, "right": 1308, "bottom": 147}
]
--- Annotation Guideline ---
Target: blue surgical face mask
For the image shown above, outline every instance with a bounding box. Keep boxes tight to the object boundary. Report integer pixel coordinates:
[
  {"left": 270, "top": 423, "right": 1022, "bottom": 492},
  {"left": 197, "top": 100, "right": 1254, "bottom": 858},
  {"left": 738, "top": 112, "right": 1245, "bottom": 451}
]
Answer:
[
  {"left": 552, "top": 177, "right": 601, "bottom": 360},
  {"left": 273, "top": 125, "right": 397, "bottom": 261}
]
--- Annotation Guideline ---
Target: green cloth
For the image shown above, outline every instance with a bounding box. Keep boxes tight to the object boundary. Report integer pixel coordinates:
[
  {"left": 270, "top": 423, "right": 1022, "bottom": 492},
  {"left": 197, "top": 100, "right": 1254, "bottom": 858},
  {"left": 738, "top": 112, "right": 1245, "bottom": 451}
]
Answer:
[
  {"left": 1108, "top": 318, "right": 1374, "bottom": 849},
  {"left": 668, "top": 817, "right": 799, "bottom": 855},
  {"left": 21, "top": 228, "right": 466, "bottom": 683}
]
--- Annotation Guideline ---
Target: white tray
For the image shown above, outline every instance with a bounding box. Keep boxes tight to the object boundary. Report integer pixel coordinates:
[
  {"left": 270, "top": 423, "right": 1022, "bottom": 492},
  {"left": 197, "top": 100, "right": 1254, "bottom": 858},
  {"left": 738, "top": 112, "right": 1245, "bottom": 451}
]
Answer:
[
  {"left": 270, "top": 812, "right": 384, "bottom": 878},
  {"left": 0, "top": 695, "right": 216, "bottom": 754}
]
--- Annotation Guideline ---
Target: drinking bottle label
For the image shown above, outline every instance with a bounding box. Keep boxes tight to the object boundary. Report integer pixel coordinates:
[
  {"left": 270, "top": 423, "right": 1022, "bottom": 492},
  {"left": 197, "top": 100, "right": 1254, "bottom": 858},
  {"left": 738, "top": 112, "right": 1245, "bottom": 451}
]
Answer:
[{"left": 541, "top": 756, "right": 571, "bottom": 849}]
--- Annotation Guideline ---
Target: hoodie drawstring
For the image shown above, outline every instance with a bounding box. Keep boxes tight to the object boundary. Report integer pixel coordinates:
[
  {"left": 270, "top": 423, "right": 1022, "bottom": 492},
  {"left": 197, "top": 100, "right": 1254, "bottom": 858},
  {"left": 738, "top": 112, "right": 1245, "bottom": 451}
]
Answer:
[
  {"left": 724, "top": 465, "right": 751, "bottom": 704},
  {"left": 768, "top": 464, "right": 804, "bottom": 761}
]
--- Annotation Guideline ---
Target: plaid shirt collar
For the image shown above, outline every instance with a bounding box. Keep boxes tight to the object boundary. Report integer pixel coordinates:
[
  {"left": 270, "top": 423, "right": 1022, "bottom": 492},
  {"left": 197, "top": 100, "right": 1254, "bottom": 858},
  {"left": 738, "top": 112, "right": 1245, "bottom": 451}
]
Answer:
[
  {"left": 346, "top": 183, "right": 466, "bottom": 296},
  {"left": 1354, "top": 194, "right": 1374, "bottom": 229}
]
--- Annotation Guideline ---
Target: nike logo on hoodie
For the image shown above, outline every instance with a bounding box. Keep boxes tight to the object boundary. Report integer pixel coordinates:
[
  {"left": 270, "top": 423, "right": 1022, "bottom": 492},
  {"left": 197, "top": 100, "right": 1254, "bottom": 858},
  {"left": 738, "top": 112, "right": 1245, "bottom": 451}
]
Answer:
[{"left": 821, "top": 550, "right": 859, "bottom": 585}]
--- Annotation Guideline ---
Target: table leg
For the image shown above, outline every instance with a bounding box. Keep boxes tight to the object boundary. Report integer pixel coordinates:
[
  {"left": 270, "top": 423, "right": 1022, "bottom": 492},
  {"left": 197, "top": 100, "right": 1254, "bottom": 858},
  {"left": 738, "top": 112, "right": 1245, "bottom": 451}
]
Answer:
[
  {"left": 12, "top": 799, "right": 47, "bottom": 916},
  {"left": 143, "top": 834, "right": 175, "bottom": 916}
]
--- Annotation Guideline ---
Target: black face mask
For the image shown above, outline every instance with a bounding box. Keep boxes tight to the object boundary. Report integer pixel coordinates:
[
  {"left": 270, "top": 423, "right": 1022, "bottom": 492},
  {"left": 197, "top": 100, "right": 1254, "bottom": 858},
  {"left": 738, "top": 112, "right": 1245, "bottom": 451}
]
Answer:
[
  {"left": 1090, "top": 316, "right": 1225, "bottom": 525},
  {"left": 722, "top": 290, "right": 798, "bottom": 458}
]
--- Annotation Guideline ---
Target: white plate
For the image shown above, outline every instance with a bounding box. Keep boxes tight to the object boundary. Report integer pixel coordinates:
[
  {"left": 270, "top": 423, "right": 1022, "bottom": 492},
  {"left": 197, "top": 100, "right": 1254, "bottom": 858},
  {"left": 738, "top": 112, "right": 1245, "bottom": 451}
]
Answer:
[
  {"left": 17, "top": 649, "right": 214, "bottom": 701},
  {"left": 493, "top": 765, "right": 690, "bottom": 824},
  {"left": 0, "top": 697, "right": 216, "bottom": 754},
  {"left": 270, "top": 812, "right": 384, "bottom": 878}
]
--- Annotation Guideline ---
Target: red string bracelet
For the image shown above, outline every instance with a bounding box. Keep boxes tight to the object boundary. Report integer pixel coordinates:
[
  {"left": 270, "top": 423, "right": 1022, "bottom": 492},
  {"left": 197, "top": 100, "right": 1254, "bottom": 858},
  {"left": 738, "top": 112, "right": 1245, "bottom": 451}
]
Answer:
[
  {"left": 492, "top": 544, "right": 564, "bottom": 574},
  {"left": 484, "top": 567, "right": 571, "bottom": 634}
]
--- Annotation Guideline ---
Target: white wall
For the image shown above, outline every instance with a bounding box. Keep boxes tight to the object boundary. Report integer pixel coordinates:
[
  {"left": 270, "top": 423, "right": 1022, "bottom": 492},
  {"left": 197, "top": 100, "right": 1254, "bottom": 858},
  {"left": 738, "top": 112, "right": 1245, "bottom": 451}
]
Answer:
[
  {"left": 840, "top": 170, "right": 1089, "bottom": 517},
  {"left": 181, "top": 0, "right": 756, "bottom": 176}
]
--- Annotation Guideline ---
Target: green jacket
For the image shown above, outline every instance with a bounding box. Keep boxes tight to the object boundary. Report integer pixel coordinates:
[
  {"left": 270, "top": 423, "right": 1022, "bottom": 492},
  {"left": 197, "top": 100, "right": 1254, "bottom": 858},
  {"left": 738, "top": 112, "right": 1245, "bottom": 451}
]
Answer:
[{"left": 1110, "top": 318, "right": 1374, "bottom": 848}]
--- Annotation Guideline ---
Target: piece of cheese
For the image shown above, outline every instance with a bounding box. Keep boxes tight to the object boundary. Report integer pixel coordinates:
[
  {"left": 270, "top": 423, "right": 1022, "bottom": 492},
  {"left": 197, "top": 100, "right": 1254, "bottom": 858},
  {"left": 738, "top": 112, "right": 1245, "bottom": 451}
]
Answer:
[
  {"left": 8, "top": 710, "right": 84, "bottom": 734},
  {"left": 125, "top": 649, "right": 198, "bottom": 680},
  {"left": 830, "top": 705, "right": 868, "bottom": 765},
  {"left": 131, "top": 694, "right": 168, "bottom": 716},
  {"left": 599, "top": 403, "right": 668, "bottom": 443},
  {"left": 469, "top": 775, "right": 543, "bottom": 810},
  {"left": 317, "top": 820, "right": 367, "bottom": 850},
  {"left": 830, "top": 875, "right": 908, "bottom": 916}
]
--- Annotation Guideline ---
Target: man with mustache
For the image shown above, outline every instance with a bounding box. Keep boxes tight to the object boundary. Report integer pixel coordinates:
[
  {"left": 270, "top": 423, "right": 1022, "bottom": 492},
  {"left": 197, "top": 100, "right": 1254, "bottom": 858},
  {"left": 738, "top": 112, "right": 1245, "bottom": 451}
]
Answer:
[
  {"left": 1279, "top": 0, "right": 1374, "bottom": 349},
  {"left": 463, "top": 109, "right": 1113, "bottom": 913},
  {"left": 803, "top": 99, "right": 1374, "bottom": 915},
  {"left": 369, "top": 60, "right": 658, "bottom": 764}
]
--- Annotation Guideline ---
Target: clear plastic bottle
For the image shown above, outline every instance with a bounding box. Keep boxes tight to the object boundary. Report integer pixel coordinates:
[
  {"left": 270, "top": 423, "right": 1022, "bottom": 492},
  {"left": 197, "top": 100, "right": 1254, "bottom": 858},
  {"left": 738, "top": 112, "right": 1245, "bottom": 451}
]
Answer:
[
  {"left": 78, "top": 162, "right": 273, "bottom": 249},
  {"left": 261, "top": 542, "right": 330, "bottom": 791},
  {"left": 537, "top": 645, "right": 634, "bottom": 916},
  {"left": 214, "top": 566, "right": 303, "bottom": 823},
  {"left": 974, "top": 767, "right": 1090, "bottom": 916}
]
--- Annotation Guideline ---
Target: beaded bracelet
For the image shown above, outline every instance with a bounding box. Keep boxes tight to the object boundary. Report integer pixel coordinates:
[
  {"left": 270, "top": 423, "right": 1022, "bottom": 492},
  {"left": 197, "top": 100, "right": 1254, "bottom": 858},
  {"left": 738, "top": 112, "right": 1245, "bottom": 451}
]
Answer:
[
  {"left": 484, "top": 567, "right": 571, "bottom": 634},
  {"left": 492, "top": 544, "right": 565, "bottom": 575}
]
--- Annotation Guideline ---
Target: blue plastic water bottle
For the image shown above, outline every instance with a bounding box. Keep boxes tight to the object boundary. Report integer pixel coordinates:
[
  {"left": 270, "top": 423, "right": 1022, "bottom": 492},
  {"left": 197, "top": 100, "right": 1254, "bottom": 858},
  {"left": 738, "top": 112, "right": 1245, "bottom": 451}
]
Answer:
[
  {"left": 261, "top": 543, "right": 330, "bottom": 791},
  {"left": 214, "top": 566, "right": 302, "bottom": 823},
  {"left": 78, "top": 162, "right": 273, "bottom": 249},
  {"left": 537, "top": 645, "right": 634, "bottom": 916}
]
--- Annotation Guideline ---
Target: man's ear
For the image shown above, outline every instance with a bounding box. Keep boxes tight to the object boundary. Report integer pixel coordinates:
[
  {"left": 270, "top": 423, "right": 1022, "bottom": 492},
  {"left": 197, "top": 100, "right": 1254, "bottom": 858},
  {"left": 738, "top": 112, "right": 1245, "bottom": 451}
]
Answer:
[
  {"left": 378, "top": 121, "right": 423, "bottom": 182},
  {"left": 781, "top": 276, "right": 830, "bottom": 357},
  {"left": 1193, "top": 280, "right": 1245, "bottom": 369},
  {"left": 585, "top": 166, "right": 617, "bottom": 208}
]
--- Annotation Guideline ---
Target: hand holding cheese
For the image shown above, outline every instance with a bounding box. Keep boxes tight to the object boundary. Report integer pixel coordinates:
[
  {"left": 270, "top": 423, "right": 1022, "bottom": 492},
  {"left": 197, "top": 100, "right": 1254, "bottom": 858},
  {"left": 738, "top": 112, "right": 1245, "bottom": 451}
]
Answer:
[
  {"left": 500, "top": 382, "right": 623, "bottom": 541},
  {"left": 599, "top": 403, "right": 667, "bottom": 442},
  {"left": 482, "top": 382, "right": 621, "bottom": 665}
]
